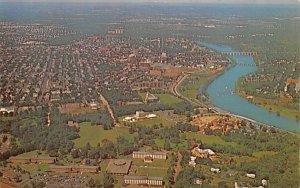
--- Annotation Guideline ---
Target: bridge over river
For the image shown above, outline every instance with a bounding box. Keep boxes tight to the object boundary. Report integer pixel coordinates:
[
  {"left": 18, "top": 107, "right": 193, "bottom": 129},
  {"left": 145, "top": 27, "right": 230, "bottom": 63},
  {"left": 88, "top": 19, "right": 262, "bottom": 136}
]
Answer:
[{"left": 222, "top": 51, "right": 257, "bottom": 56}]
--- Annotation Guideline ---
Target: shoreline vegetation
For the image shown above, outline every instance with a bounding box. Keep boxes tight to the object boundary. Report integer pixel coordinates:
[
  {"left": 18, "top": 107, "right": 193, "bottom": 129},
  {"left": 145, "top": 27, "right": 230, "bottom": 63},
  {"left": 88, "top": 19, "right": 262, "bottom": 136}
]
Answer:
[{"left": 236, "top": 80, "right": 300, "bottom": 122}]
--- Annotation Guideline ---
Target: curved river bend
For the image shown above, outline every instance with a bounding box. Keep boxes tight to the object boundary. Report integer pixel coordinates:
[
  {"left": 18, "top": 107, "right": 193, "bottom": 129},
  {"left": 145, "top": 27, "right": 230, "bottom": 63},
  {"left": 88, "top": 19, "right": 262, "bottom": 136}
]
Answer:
[{"left": 198, "top": 42, "right": 299, "bottom": 133}]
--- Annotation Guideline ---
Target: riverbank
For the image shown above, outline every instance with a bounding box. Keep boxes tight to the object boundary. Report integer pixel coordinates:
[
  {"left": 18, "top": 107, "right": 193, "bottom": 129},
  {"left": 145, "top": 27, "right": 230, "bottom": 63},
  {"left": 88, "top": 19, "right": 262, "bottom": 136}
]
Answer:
[{"left": 236, "top": 80, "right": 300, "bottom": 121}]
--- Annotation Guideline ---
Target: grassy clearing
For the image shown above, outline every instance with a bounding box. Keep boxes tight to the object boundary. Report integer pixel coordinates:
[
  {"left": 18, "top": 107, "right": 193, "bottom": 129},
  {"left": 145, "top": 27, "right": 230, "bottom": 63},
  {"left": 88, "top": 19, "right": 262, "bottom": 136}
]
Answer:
[
  {"left": 74, "top": 122, "right": 136, "bottom": 147},
  {"left": 181, "top": 132, "right": 237, "bottom": 147},
  {"left": 17, "top": 150, "right": 48, "bottom": 157},
  {"left": 252, "top": 151, "right": 278, "bottom": 159},
  {"left": 134, "top": 167, "right": 168, "bottom": 177},
  {"left": 233, "top": 156, "right": 257, "bottom": 167},
  {"left": 156, "top": 94, "right": 183, "bottom": 105},
  {"left": 59, "top": 103, "right": 99, "bottom": 115},
  {"left": 135, "top": 117, "right": 173, "bottom": 127},
  {"left": 14, "top": 163, "right": 50, "bottom": 173},
  {"left": 132, "top": 158, "right": 170, "bottom": 168},
  {"left": 179, "top": 75, "right": 210, "bottom": 100}
]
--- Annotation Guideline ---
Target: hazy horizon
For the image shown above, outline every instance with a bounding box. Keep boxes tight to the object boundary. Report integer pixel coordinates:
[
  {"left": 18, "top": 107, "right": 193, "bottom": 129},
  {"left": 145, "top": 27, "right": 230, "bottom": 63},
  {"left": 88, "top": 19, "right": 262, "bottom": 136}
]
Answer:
[{"left": 0, "top": 0, "right": 299, "bottom": 4}]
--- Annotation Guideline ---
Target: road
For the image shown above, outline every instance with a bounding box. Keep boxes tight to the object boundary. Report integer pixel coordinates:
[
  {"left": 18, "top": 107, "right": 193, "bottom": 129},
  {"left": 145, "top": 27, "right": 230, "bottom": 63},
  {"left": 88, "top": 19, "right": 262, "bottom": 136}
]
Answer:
[
  {"left": 171, "top": 72, "right": 202, "bottom": 106},
  {"left": 99, "top": 92, "right": 117, "bottom": 126}
]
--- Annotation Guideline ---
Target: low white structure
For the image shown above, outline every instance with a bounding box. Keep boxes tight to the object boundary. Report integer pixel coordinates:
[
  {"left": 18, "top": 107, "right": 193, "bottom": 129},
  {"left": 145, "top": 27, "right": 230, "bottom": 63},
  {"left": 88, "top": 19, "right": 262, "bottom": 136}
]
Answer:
[
  {"left": 146, "top": 114, "right": 157, "bottom": 118},
  {"left": 262, "top": 179, "right": 268, "bottom": 186},
  {"left": 192, "top": 147, "right": 216, "bottom": 159},
  {"left": 189, "top": 156, "right": 197, "bottom": 168},
  {"left": 123, "top": 111, "right": 157, "bottom": 122},
  {"left": 210, "top": 168, "right": 221, "bottom": 173},
  {"left": 246, "top": 173, "right": 256, "bottom": 179}
]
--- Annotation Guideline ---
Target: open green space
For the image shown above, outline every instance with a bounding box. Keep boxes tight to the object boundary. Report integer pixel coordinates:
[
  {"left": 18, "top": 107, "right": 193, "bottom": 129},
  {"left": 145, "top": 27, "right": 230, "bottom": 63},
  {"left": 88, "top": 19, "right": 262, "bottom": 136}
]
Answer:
[
  {"left": 134, "top": 117, "right": 173, "bottom": 127},
  {"left": 74, "top": 122, "right": 136, "bottom": 147},
  {"left": 134, "top": 166, "right": 168, "bottom": 177},
  {"left": 252, "top": 151, "right": 278, "bottom": 159},
  {"left": 179, "top": 74, "right": 210, "bottom": 100},
  {"left": 132, "top": 158, "right": 170, "bottom": 168},
  {"left": 181, "top": 132, "right": 237, "bottom": 147},
  {"left": 10, "top": 162, "right": 50, "bottom": 174},
  {"left": 17, "top": 150, "right": 48, "bottom": 157}
]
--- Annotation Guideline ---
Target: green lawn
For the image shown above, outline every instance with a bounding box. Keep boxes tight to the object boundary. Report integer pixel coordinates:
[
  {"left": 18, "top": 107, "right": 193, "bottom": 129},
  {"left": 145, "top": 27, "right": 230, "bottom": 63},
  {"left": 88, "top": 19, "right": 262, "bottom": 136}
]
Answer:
[
  {"left": 74, "top": 122, "right": 136, "bottom": 147},
  {"left": 135, "top": 117, "right": 173, "bottom": 127},
  {"left": 14, "top": 163, "right": 50, "bottom": 173},
  {"left": 180, "top": 75, "right": 210, "bottom": 100},
  {"left": 156, "top": 94, "right": 183, "bottom": 105},
  {"left": 252, "top": 151, "right": 278, "bottom": 159},
  {"left": 181, "top": 132, "right": 237, "bottom": 147},
  {"left": 134, "top": 167, "right": 168, "bottom": 177},
  {"left": 18, "top": 150, "right": 48, "bottom": 157}
]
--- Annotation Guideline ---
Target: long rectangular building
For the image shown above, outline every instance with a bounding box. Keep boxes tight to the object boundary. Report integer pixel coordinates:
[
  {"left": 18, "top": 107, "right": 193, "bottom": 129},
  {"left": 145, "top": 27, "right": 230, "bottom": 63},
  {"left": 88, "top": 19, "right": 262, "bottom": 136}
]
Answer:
[
  {"left": 7, "top": 156, "right": 57, "bottom": 164},
  {"left": 132, "top": 151, "right": 167, "bottom": 160},
  {"left": 124, "top": 175, "right": 164, "bottom": 186}
]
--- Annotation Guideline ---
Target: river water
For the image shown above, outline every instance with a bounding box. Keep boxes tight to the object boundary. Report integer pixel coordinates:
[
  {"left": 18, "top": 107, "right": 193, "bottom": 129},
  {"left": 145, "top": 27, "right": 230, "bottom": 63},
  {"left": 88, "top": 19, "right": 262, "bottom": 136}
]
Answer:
[{"left": 198, "top": 42, "right": 299, "bottom": 133}]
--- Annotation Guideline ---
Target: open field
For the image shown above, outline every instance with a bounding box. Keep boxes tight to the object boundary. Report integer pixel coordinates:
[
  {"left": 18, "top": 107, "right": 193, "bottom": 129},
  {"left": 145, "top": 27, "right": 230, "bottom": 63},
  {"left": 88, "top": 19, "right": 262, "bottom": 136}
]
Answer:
[
  {"left": 74, "top": 122, "right": 136, "bottom": 147},
  {"left": 133, "top": 167, "right": 168, "bottom": 177},
  {"left": 181, "top": 132, "right": 237, "bottom": 147},
  {"left": 14, "top": 163, "right": 50, "bottom": 173},
  {"left": 132, "top": 158, "right": 170, "bottom": 168},
  {"left": 252, "top": 151, "right": 278, "bottom": 159},
  {"left": 58, "top": 103, "right": 100, "bottom": 115},
  {"left": 179, "top": 74, "right": 210, "bottom": 100},
  {"left": 17, "top": 150, "right": 48, "bottom": 157},
  {"left": 132, "top": 117, "right": 173, "bottom": 127}
]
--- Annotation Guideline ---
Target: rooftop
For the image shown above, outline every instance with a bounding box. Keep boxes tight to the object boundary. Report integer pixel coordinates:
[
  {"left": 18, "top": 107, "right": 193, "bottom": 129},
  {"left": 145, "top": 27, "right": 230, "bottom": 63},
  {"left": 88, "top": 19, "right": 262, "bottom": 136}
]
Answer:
[{"left": 106, "top": 159, "right": 132, "bottom": 174}]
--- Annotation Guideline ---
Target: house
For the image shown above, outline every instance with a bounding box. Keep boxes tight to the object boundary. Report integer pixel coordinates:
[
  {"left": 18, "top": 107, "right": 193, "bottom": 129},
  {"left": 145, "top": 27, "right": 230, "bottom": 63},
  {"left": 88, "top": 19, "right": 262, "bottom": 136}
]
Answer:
[
  {"left": 192, "top": 147, "right": 215, "bottom": 159},
  {"left": 106, "top": 159, "right": 132, "bottom": 175},
  {"left": 189, "top": 156, "right": 196, "bottom": 168},
  {"left": 262, "top": 179, "right": 268, "bottom": 186},
  {"left": 246, "top": 173, "right": 256, "bottom": 179},
  {"left": 132, "top": 151, "right": 167, "bottom": 160},
  {"left": 67, "top": 121, "right": 79, "bottom": 128},
  {"left": 124, "top": 175, "right": 163, "bottom": 186},
  {"left": 0, "top": 106, "right": 15, "bottom": 115},
  {"left": 193, "top": 178, "right": 203, "bottom": 185},
  {"left": 210, "top": 168, "right": 221, "bottom": 173},
  {"left": 7, "top": 157, "right": 31, "bottom": 164}
]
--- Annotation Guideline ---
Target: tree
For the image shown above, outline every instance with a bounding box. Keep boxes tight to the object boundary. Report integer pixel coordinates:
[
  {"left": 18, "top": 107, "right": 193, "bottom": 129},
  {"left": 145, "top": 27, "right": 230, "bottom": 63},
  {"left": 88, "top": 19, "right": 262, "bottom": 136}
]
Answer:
[
  {"left": 164, "top": 140, "right": 171, "bottom": 151},
  {"left": 103, "top": 172, "right": 114, "bottom": 188},
  {"left": 87, "top": 177, "right": 96, "bottom": 188}
]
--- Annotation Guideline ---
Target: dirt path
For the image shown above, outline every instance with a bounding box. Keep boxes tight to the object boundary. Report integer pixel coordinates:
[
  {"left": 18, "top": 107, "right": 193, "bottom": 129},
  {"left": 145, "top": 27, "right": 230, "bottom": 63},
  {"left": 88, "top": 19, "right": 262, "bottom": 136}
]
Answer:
[{"left": 174, "top": 152, "right": 183, "bottom": 182}]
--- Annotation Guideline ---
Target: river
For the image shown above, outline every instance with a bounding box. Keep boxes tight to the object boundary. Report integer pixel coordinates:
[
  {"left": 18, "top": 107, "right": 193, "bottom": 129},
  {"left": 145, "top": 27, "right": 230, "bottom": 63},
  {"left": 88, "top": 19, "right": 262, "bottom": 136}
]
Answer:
[{"left": 198, "top": 42, "right": 299, "bottom": 133}]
